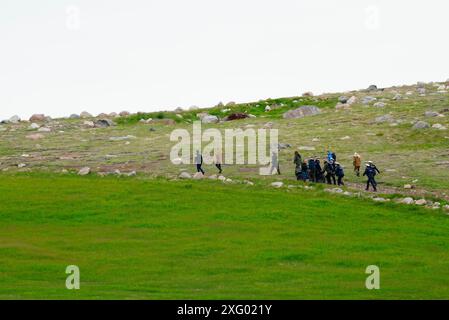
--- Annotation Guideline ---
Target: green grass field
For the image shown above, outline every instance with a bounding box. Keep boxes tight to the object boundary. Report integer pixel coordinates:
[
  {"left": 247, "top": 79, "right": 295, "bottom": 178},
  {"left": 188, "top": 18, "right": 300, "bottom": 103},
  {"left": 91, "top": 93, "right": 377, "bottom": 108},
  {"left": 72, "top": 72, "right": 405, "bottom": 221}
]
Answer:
[{"left": 1, "top": 174, "right": 449, "bottom": 299}]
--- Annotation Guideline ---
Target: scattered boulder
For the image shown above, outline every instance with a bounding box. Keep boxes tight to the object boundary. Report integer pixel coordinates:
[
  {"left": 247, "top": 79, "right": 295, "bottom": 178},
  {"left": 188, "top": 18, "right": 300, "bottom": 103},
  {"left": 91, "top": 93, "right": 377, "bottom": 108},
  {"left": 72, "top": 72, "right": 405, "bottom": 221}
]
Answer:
[
  {"left": 401, "top": 197, "right": 415, "bottom": 205},
  {"left": 208, "top": 174, "right": 218, "bottom": 180},
  {"left": 367, "top": 85, "right": 378, "bottom": 91},
  {"left": 338, "top": 96, "right": 349, "bottom": 104},
  {"left": 282, "top": 106, "right": 321, "bottom": 119},
  {"left": 392, "top": 94, "right": 402, "bottom": 100},
  {"left": 417, "top": 87, "right": 426, "bottom": 95},
  {"left": 244, "top": 180, "right": 254, "bottom": 186},
  {"left": 373, "top": 197, "right": 387, "bottom": 202},
  {"left": 83, "top": 120, "right": 95, "bottom": 128},
  {"left": 38, "top": 127, "right": 51, "bottom": 132},
  {"left": 80, "top": 111, "right": 93, "bottom": 118},
  {"left": 69, "top": 114, "right": 80, "bottom": 119},
  {"left": 278, "top": 143, "right": 292, "bottom": 150},
  {"left": 193, "top": 172, "right": 204, "bottom": 180},
  {"left": 302, "top": 91, "right": 314, "bottom": 97},
  {"left": 412, "top": 121, "right": 430, "bottom": 130},
  {"left": 119, "top": 111, "right": 130, "bottom": 117},
  {"left": 78, "top": 167, "right": 91, "bottom": 176},
  {"left": 271, "top": 182, "right": 284, "bottom": 188},
  {"left": 29, "top": 123, "right": 40, "bottom": 130},
  {"left": 347, "top": 96, "right": 357, "bottom": 105},
  {"left": 218, "top": 175, "right": 226, "bottom": 182},
  {"left": 373, "top": 102, "right": 387, "bottom": 108},
  {"left": 415, "top": 199, "right": 427, "bottom": 206},
  {"left": 17, "top": 163, "right": 27, "bottom": 168},
  {"left": 8, "top": 115, "right": 21, "bottom": 123},
  {"left": 362, "top": 96, "right": 377, "bottom": 105},
  {"left": 29, "top": 114, "right": 46, "bottom": 122},
  {"left": 403, "top": 184, "right": 414, "bottom": 189},
  {"left": 375, "top": 114, "right": 394, "bottom": 123},
  {"left": 424, "top": 111, "right": 440, "bottom": 117},
  {"left": 95, "top": 119, "right": 116, "bottom": 128},
  {"left": 179, "top": 172, "right": 192, "bottom": 179},
  {"left": 432, "top": 124, "right": 447, "bottom": 130},
  {"left": 201, "top": 115, "right": 219, "bottom": 124},
  {"left": 340, "top": 136, "right": 351, "bottom": 140},
  {"left": 265, "top": 106, "right": 271, "bottom": 112}
]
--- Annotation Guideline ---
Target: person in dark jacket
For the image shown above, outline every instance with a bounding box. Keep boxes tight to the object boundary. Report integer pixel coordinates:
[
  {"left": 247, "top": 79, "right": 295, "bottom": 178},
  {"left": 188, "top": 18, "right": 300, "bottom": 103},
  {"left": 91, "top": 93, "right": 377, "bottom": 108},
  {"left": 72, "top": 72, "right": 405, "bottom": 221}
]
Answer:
[
  {"left": 293, "top": 152, "right": 302, "bottom": 180},
  {"left": 195, "top": 150, "right": 205, "bottom": 174},
  {"left": 301, "top": 161, "right": 309, "bottom": 181},
  {"left": 363, "top": 162, "right": 380, "bottom": 191},
  {"left": 335, "top": 162, "right": 345, "bottom": 186},
  {"left": 308, "top": 158, "right": 316, "bottom": 182},
  {"left": 315, "top": 158, "right": 324, "bottom": 183},
  {"left": 324, "top": 160, "right": 337, "bottom": 185}
]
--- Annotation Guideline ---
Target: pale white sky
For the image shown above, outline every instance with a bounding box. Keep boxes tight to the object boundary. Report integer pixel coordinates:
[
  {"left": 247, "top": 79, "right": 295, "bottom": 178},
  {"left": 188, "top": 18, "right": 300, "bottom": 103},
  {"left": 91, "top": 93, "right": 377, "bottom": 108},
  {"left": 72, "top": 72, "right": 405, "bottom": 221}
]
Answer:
[{"left": 1, "top": 0, "right": 448, "bottom": 120}]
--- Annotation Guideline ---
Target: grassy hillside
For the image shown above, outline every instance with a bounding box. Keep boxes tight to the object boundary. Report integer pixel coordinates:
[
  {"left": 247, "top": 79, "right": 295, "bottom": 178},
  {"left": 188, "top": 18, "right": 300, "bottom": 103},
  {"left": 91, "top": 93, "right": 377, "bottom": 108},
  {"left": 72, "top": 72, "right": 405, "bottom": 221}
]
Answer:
[{"left": 1, "top": 174, "right": 449, "bottom": 299}]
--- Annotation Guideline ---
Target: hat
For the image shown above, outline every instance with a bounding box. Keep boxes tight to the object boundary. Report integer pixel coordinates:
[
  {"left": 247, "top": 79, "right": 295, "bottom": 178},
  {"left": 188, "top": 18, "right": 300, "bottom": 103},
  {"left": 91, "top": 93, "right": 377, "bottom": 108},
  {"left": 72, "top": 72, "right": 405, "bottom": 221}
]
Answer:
[{"left": 366, "top": 163, "right": 370, "bottom": 167}]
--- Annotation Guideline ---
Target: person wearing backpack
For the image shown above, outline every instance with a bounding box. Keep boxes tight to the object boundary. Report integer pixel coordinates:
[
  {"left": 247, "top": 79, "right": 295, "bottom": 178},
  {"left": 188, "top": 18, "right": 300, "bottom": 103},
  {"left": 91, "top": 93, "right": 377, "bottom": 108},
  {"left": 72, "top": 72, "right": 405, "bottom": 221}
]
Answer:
[
  {"left": 363, "top": 162, "right": 379, "bottom": 191},
  {"left": 335, "top": 162, "right": 345, "bottom": 186}
]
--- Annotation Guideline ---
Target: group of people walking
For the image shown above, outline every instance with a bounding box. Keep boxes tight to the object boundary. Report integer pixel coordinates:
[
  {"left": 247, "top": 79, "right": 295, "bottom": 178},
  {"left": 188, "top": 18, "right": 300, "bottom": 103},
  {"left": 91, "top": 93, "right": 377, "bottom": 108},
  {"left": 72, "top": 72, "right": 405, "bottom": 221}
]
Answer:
[
  {"left": 293, "top": 151, "right": 381, "bottom": 191},
  {"left": 193, "top": 148, "right": 381, "bottom": 192}
]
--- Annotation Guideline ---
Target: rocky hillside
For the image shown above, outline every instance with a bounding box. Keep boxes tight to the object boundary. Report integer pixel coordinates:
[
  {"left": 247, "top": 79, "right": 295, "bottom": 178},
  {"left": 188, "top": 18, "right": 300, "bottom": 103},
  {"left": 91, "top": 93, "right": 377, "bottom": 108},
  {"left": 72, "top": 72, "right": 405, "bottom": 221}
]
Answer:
[{"left": 1, "top": 80, "right": 449, "bottom": 208}]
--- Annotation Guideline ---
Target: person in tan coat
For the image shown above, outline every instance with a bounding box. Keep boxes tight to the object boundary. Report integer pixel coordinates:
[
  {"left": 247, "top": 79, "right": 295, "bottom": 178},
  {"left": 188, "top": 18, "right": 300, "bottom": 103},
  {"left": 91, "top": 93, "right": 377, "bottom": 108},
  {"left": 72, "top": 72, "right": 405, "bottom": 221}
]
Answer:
[{"left": 353, "top": 152, "right": 362, "bottom": 177}]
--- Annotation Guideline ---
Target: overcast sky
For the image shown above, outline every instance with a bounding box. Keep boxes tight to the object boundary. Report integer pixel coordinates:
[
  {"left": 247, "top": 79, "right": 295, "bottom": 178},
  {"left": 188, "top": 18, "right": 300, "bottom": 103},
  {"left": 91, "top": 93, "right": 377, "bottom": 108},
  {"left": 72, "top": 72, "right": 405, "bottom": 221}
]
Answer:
[{"left": 1, "top": 0, "right": 448, "bottom": 120}]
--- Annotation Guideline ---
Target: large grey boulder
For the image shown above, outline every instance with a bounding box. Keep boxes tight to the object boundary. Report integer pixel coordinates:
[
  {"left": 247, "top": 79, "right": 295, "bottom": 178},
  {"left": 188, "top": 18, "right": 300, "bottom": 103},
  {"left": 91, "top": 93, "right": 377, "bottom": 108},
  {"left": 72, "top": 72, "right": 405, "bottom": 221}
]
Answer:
[
  {"left": 179, "top": 172, "right": 192, "bottom": 179},
  {"left": 95, "top": 119, "right": 116, "bottom": 128},
  {"left": 367, "top": 85, "right": 378, "bottom": 91},
  {"left": 201, "top": 115, "right": 219, "bottom": 124},
  {"left": 413, "top": 121, "right": 430, "bottom": 130},
  {"left": 283, "top": 106, "right": 321, "bottom": 119},
  {"left": 69, "top": 114, "right": 80, "bottom": 119},
  {"left": 8, "top": 115, "right": 21, "bottom": 123}
]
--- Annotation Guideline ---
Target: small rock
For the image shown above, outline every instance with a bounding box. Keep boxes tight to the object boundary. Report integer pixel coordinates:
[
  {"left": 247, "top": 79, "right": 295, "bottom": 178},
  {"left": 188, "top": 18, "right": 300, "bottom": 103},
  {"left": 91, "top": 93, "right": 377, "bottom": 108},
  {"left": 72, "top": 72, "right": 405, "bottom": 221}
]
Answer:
[
  {"left": 338, "top": 96, "right": 349, "bottom": 104},
  {"left": 193, "top": 172, "right": 204, "bottom": 180},
  {"left": 201, "top": 115, "right": 219, "bottom": 124},
  {"left": 340, "top": 136, "right": 350, "bottom": 140},
  {"left": 415, "top": 199, "right": 427, "bottom": 206},
  {"left": 69, "top": 114, "right": 80, "bottom": 119},
  {"left": 265, "top": 106, "right": 271, "bottom": 112},
  {"left": 29, "top": 123, "right": 40, "bottom": 129},
  {"left": 432, "top": 124, "right": 447, "bottom": 130},
  {"left": 38, "top": 127, "right": 51, "bottom": 132},
  {"left": 244, "top": 180, "right": 254, "bottom": 186},
  {"left": 208, "top": 174, "right": 218, "bottom": 180},
  {"left": 424, "top": 111, "right": 440, "bottom": 117},
  {"left": 412, "top": 121, "right": 430, "bottom": 130},
  {"left": 373, "top": 197, "right": 387, "bottom": 202},
  {"left": 283, "top": 106, "right": 321, "bottom": 119},
  {"left": 362, "top": 96, "right": 377, "bottom": 105},
  {"left": 392, "top": 94, "right": 402, "bottom": 100},
  {"left": 401, "top": 197, "right": 415, "bottom": 205},
  {"left": 83, "top": 120, "right": 95, "bottom": 128},
  {"left": 127, "top": 171, "right": 137, "bottom": 177},
  {"left": 367, "top": 85, "right": 378, "bottom": 91},
  {"left": 119, "top": 111, "right": 130, "bottom": 117},
  {"left": 403, "top": 184, "right": 413, "bottom": 189},
  {"left": 179, "top": 172, "right": 192, "bottom": 179},
  {"left": 17, "top": 163, "right": 27, "bottom": 168},
  {"left": 375, "top": 114, "right": 394, "bottom": 123},
  {"left": 78, "top": 167, "right": 91, "bottom": 176},
  {"left": 95, "top": 119, "right": 116, "bottom": 128},
  {"left": 271, "top": 182, "right": 284, "bottom": 188},
  {"left": 373, "top": 102, "right": 387, "bottom": 108},
  {"left": 218, "top": 175, "right": 226, "bottom": 182},
  {"left": 298, "top": 146, "right": 315, "bottom": 151}
]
